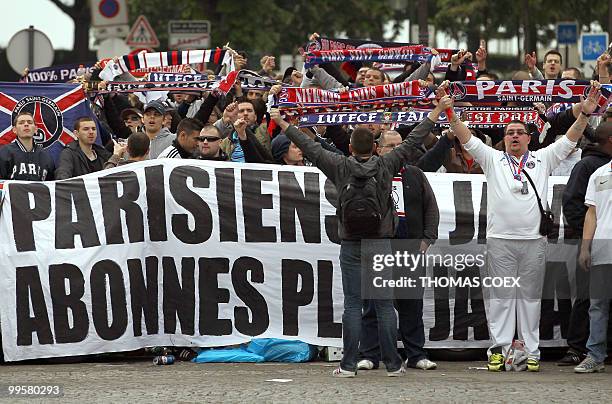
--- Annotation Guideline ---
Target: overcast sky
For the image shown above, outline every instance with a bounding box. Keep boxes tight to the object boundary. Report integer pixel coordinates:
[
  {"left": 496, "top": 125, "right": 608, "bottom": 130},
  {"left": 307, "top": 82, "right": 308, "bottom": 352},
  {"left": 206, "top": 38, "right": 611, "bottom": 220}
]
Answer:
[{"left": 1, "top": 0, "right": 74, "bottom": 49}]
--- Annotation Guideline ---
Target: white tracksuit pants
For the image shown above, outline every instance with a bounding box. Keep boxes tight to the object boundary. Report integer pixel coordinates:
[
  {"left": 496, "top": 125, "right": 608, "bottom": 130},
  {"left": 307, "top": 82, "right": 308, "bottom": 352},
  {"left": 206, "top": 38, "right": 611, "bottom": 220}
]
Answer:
[{"left": 485, "top": 238, "right": 547, "bottom": 359}]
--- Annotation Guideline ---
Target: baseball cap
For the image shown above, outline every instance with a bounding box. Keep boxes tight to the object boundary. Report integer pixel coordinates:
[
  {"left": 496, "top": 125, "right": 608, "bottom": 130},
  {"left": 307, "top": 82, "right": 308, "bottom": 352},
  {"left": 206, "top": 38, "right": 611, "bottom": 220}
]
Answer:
[
  {"left": 120, "top": 107, "right": 143, "bottom": 121},
  {"left": 282, "top": 67, "right": 298, "bottom": 84},
  {"left": 144, "top": 100, "right": 166, "bottom": 115}
]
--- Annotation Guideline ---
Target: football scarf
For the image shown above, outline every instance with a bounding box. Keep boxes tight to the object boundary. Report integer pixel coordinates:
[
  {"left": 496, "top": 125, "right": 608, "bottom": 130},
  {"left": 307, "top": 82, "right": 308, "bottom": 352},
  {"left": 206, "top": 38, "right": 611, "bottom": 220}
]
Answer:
[{"left": 99, "top": 49, "right": 233, "bottom": 81}]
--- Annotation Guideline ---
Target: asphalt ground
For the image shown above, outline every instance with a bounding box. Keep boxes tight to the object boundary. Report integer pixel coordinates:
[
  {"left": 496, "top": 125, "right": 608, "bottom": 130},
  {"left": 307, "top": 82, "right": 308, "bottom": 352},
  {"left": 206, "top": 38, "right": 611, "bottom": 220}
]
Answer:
[{"left": 0, "top": 356, "right": 610, "bottom": 403}]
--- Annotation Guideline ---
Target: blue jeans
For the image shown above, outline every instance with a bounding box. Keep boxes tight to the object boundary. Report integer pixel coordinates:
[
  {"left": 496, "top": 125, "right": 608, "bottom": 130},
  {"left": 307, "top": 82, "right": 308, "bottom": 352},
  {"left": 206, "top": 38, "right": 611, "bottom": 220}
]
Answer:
[
  {"left": 586, "top": 264, "right": 612, "bottom": 363},
  {"left": 339, "top": 240, "right": 402, "bottom": 372},
  {"left": 358, "top": 298, "right": 428, "bottom": 367},
  {"left": 587, "top": 298, "right": 610, "bottom": 363}
]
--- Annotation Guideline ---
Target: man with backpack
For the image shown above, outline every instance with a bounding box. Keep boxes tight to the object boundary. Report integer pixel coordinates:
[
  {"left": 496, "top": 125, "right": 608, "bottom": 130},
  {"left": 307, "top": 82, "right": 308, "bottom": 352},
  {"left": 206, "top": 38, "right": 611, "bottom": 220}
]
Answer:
[{"left": 269, "top": 89, "right": 447, "bottom": 378}]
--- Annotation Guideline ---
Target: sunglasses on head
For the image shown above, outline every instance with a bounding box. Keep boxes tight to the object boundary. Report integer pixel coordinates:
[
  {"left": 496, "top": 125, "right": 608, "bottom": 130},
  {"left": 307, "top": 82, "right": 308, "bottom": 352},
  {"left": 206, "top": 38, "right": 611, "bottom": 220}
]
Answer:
[{"left": 197, "top": 136, "right": 221, "bottom": 142}]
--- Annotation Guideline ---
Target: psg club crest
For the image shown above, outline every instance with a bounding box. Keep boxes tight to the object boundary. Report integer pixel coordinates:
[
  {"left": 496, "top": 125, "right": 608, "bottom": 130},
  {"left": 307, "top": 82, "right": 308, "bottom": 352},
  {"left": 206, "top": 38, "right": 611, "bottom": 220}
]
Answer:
[
  {"left": 12, "top": 96, "right": 64, "bottom": 148},
  {"left": 0, "top": 83, "right": 89, "bottom": 152},
  {"left": 449, "top": 82, "right": 467, "bottom": 101}
]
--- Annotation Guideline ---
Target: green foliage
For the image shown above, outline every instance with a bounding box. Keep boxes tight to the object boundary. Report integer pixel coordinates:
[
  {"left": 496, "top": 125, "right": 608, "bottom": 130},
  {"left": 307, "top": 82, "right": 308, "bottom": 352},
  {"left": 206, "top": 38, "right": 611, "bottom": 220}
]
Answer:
[
  {"left": 126, "top": 0, "right": 396, "bottom": 58},
  {"left": 434, "top": 0, "right": 610, "bottom": 52}
]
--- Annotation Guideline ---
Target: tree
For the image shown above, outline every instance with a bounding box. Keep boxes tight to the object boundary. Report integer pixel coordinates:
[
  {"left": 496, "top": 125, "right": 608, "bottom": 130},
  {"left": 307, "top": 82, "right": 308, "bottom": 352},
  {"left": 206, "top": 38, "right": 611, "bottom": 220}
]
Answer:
[
  {"left": 47, "top": 0, "right": 91, "bottom": 61},
  {"left": 435, "top": 0, "right": 610, "bottom": 62},
  {"left": 127, "top": 0, "right": 396, "bottom": 63}
]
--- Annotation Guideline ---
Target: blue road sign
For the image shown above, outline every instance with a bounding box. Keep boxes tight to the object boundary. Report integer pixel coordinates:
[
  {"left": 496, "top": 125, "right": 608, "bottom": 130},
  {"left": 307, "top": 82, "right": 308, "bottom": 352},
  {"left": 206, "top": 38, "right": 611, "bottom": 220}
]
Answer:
[
  {"left": 557, "top": 22, "right": 578, "bottom": 45},
  {"left": 580, "top": 33, "right": 608, "bottom": 62}
]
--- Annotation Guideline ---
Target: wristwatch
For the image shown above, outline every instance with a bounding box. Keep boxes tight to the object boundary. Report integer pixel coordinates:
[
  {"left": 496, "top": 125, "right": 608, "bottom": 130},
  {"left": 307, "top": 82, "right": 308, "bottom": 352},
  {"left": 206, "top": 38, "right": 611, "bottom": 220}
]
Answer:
[{"left": 581, "top": 111, "right": 591, "bottom": 118}]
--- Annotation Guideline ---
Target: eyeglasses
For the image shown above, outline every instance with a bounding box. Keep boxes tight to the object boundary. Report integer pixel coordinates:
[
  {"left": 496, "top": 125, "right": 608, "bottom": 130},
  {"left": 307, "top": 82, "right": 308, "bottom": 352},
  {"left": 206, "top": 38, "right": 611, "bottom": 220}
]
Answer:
[
  {"left": 505, "top": 130, "right": 528, "bottom": 136},
  {"left": 197, "top": 136, "right": 221, "bottom": 142},
  {"left": 124, "top": 116, "right": 140, "bottom": 122}
]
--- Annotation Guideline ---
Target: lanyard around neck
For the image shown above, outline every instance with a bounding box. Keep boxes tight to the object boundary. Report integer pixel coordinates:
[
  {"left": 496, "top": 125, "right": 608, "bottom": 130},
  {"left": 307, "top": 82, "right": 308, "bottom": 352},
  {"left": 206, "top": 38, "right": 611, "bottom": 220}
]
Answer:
[{"left": 504, "top": 151, "right": 529, "bottom": 181}]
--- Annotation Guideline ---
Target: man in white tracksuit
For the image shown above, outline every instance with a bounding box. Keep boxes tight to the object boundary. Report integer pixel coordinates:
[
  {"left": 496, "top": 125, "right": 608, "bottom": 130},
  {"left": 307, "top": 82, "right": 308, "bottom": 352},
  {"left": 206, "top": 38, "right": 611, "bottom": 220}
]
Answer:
[{"left": 436, "top": 80, "right": 602, "bottom": 372}]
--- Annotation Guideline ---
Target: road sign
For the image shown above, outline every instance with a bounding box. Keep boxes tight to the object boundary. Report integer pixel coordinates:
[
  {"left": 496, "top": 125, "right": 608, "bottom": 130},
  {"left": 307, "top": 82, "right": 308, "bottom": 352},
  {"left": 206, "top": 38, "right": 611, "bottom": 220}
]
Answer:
[
  {"left": 580, "top": 32, "right": 608, "bottom": 62},
  {"left": 168, "top": 20, "right": 210, "bottom": 49},
  {"left": 96, "top": 37, "right": 131, "bottom": 60},
  {"left": 6, "top": 26, "right": 54, "bottom": 74},
  {"left": 557, "top": 22, "right": 578, "bottom": 45},
  {"left": 93, "top": 25, "right": 130, "bottom": 40},
  {"left": 126, "top": 15, "right": 159, "bottom": 48},
  {"left": 91, "top": 0, "right": 128, "bottom": 27}
]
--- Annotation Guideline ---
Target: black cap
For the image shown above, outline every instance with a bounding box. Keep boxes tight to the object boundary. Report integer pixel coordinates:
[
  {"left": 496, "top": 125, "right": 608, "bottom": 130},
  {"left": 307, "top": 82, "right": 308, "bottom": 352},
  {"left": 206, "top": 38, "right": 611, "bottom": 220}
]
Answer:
[
  {"left": 143, "top": 100, "right": 166, "bottom": 115},
  {"left": 282, "top": 67, "right": 298, "bottom": 83},
  {"left": 120, "top": 107, "right": 143, "bottom": 121}
]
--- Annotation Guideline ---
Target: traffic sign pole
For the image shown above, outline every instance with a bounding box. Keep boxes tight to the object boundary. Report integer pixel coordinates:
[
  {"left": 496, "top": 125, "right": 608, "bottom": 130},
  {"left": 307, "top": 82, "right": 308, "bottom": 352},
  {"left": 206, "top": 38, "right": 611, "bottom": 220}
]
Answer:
[{"left": 28, "top": 25, "right": 34, "bottom": 69}]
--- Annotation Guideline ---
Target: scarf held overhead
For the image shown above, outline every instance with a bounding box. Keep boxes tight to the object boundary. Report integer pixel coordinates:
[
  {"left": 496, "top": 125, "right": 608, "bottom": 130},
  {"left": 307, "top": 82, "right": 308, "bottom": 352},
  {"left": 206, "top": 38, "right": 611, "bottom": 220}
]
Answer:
[
  {"left": 297, "top": 107, "right": 546, "bottom": 133},
  {"left": 304, "top": 46, "right": 433, "bottom": 68},
  {"left": 277, "top": 80, "right": 427, "bottom": 107},
  {"left": 447, "top": 80, "right": 611, "bottom": 113},
  {"left": 97, "top": 70, "right": 277, "bottom": 94},
  {"left": 99, "top": 49, "right": 233, "bottom": 81},
  {"left": 303, "top": 36, "right": 457, "bottom": 62}
]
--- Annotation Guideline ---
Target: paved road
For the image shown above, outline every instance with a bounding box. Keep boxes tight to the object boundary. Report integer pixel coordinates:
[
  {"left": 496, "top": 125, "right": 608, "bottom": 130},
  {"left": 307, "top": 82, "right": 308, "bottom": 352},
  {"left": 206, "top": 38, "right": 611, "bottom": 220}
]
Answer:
[{"left": 0, "top": 359, "right": 610, "bottom": 403}]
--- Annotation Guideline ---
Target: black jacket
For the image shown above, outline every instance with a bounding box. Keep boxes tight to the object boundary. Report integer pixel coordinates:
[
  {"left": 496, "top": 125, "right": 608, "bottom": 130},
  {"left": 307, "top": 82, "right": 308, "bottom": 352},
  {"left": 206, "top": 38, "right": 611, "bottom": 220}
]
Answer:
[
  {"left": 0, "top": 140, "right": 55, "bottom": 181},
  {"left": 396, "top": 165, "right": 439, "bottom": 245},
  {"left": 55, "top": 141, "right": 112, "bottom": 180},
  {"left": 562, "top": 145, "right": 611, "bottom": 238}
]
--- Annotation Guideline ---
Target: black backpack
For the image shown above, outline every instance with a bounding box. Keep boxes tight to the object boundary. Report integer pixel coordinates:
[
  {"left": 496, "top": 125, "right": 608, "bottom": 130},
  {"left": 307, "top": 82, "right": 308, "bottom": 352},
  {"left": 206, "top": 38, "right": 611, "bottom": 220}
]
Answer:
[{"left": 338, "top": 170, "right": 386, "bottom": 238}]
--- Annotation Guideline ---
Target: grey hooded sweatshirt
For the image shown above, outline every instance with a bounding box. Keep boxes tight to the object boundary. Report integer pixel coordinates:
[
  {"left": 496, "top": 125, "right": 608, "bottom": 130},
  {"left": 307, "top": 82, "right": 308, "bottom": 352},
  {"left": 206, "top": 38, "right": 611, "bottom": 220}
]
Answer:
[
  {"left": 149, "top": 127, "right": 176, "bottom": 159},
  {"left": 282, "top": 117, "right": 436, "bottom": 240}
]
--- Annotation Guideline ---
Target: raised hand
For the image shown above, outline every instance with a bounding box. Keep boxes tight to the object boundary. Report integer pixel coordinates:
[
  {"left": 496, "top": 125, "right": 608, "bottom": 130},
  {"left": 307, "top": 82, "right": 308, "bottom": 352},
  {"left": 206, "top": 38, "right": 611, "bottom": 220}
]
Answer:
[
  {"left": 581, "top": 80, "right": 602, "bottom": 115},
  {"left": 524, "top": 52, "right": 537, "bottom": 71},
  {"left": 234, "top": 118, "right": 247, "bottom": 140}
]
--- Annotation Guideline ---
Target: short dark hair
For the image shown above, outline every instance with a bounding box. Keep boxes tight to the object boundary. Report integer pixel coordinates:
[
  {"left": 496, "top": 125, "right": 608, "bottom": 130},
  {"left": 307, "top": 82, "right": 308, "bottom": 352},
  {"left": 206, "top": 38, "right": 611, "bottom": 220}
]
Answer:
[
  {"left": 236, "top": 98, "right": 255, "bottom": 108},
  {"left": 177, "top": 118, "right": 204, "bottom": 136},
  {"left": 127, "top": 132, "right": 150, "bottom": 158},
  {"left": 350, "top": 127, "right": 375, "bottom": 155},
  {"left": 563, "top": 67, "right": 583, "bottom": 79},
  {"left": 13, "top": 111, "right": 33, "bottom": 126},
  {"left": 366, "top": 67, "right": 384, "bottom": 81},
  {"left": 504, "top": 120, "right": 528, "bottom": 134},
  {"left": 594, "top": 121, "right": 612, "bottom": 143},
  {"left": 74, "top": 116, "right": 95, "bottom": 131},
  {"left": 544, "top": 50, "right": 562, "bottom": 65}
]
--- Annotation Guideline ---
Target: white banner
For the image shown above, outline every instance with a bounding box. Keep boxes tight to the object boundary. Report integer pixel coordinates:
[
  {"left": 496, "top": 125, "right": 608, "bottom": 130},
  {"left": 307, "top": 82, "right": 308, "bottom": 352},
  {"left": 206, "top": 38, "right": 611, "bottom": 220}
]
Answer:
[{"left": 0, "top": 160, "right": 571, "bottom": 361}]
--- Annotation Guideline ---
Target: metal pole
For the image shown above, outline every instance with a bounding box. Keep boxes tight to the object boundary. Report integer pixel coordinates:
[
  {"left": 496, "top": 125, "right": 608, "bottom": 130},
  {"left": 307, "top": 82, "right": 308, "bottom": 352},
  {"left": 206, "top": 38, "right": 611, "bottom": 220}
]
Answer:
[
  {"left": 565, "top": 44, "right": 569, "bottom": 70},
  {"left": 418, "top": 0, "right": 428, "bottom": 46},
  {"left": 609, "top": 0, "right": 612, "bottom": 40},
  {"left": 27, "top": 25, "right": 34, "bottom": 69}
]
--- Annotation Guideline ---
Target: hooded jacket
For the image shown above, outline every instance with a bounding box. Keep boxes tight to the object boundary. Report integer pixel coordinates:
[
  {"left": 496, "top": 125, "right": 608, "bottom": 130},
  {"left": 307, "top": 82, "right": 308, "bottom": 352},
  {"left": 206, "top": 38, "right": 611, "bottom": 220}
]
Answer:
[
  {"left": 0, "top": 139, "right": 55, "bottom": 181},
  {"left": 148, "top": 127, "right": 176, "bottom": 159},
  {"left": 283, "top": 118, "right": 436, "bottom": 240},
  {"left": 562, "top": 144, "right": 611, "bottom": 238},
  {"left": 55, "top": 140, "right": 112, "bottom": 180}
]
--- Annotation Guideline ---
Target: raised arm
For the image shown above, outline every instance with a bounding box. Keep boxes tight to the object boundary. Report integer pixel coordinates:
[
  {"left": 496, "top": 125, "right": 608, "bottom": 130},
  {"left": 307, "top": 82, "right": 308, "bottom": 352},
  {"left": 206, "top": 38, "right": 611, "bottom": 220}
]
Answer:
[
  {"left": 434, "top": 81, "right": 472, "bottom": 144},
  {"left": 566, "top": 81, "right": 602, "bottom": 143}
]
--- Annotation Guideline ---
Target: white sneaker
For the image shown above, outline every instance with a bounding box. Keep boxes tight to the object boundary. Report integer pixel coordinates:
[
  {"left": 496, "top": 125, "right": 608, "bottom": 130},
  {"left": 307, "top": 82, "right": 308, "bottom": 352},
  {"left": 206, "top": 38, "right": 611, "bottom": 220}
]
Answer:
[
  {"left": 387, "top": 365, "right": 406, "bottom": 377},
  {"left": 332, "top": 367, "right": 356, "bottom": 378},
  {"left": 357, "top": 359, "right": 375, "bottom": 370},
  {"left": 412, "top": 358, "right": 437, "bottom": 370}
]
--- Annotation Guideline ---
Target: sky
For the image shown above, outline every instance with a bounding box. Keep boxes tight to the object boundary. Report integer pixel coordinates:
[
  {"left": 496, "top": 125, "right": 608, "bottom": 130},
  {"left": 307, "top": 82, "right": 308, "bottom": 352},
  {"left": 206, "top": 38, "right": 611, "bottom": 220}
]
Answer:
[{"left": 1, "top": 0, "right": 74, "bottom": 49}]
